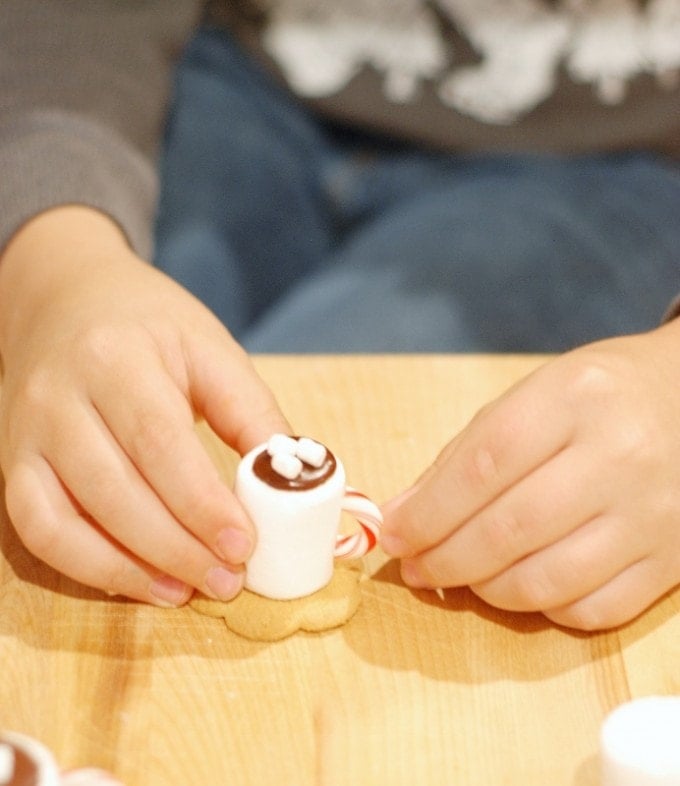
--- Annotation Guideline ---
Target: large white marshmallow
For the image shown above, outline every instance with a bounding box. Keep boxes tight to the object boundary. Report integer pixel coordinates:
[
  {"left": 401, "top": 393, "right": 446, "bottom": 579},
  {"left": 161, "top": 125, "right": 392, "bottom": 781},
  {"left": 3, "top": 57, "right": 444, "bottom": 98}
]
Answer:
[
  {"left": 236, "top": 442, "right": 347, "bottom": 600},
  {"left": 601, "top": 696, "right": 680, "bottom": 785}
]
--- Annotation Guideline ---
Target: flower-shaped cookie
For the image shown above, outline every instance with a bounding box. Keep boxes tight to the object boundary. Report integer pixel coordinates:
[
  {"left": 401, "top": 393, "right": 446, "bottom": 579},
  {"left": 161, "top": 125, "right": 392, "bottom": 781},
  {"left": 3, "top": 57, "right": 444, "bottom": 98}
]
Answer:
[{"left": 189, "top": 562, "right": 364, "bottom": 641}]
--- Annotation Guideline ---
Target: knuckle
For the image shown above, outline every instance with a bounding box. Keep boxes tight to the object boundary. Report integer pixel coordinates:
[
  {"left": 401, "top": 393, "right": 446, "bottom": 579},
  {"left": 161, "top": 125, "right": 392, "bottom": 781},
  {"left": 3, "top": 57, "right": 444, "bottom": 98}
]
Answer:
[
  {"left": 608, "top": 422, "right": 655, "bottom": 468},
  {"left": 562, "top": 350, "right": 636, "bottom": 416},
  {"left": 129, "top": 408, "right": 178, "bottom": 463},
  {"left": 14, "top": 368, "right": 56, "bottom": 423},
  {"left": 99, "top": 559, "right": 138, "bottom": 598},
  {"left": 75, "top": 324, "right": 122, "bottom": 368},
  {"left": 480, "top": 509, "right": 529, "bottom": 564},
  {"left": 14, "top": 520, "right": 59, "bottom": 560},
  {"left": 406, "top": 558, "right": 444, "bottom": 589},
  {"left": 6, "top": 491, "right": 60, "bottom": 560},
  {"left": 546, "top": 601, "right": 612, "bottom": 632},
  {"left": 563, "top": 352, "right": 657, "bottom": 465},
  {"left": 507, "top": 563, "right": 561, "bottom": 610},
  {"left": 168, "top": 490, "right": 219, "bottom": 542},
  {"left": 463, "top": 444, "right": 502, "bottom": 492},
  {"left": 179, "top": 483, "right": 225, "bottom": 531},
  {"left": 157, "top": 542, "right": 194, "bottom": 578},
  {"left": 563, "top": 352, "right": 620, "bottom": 404},
  {"left": 81, "top": 466, "right": 123, "bottom": 514}
]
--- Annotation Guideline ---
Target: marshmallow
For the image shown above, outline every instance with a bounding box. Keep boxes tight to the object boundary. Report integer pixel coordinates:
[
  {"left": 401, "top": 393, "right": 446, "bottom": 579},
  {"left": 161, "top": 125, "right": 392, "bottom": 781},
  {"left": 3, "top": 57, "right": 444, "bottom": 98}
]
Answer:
[
  {"left": 296, "top": 437, "right": 327, "bottom": 468},
  {"left": 266, "top": 433, "right": 298, "bottom": 457},
  {"left": 0, "top": 733, "right": 60, "bottom": 786},
  {"left": 270, "top": 452, "right": 303, "bottom": 480},
  {"left": 601, "top": 696, "right": 680, "bottom": 785},
  {"left": 0, "top": 745, "right": 14, "bottom": 784}
]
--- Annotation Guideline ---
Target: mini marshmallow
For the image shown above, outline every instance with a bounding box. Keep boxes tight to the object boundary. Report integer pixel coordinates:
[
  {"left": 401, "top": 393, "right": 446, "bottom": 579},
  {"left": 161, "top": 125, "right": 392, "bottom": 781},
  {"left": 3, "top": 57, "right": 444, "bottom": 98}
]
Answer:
[
  {"left": 296, "top": 437, "right": 327, "bottom": 468},
  {"left": 0, "top": 745, "right": 14, "bottom": 784},
  {"left": 271, "top": 452, "right": 303, "bottom": 480},
  {"left": 266, "top": 433, "right": 298, "bottom": 457}
]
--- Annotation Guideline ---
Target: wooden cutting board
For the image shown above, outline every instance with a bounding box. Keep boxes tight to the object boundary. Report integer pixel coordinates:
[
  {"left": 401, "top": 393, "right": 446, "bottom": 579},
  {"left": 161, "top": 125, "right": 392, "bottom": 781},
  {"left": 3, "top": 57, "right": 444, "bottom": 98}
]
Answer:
[{"left": 1, "top": 355, "right": 678, "bottom": 786}]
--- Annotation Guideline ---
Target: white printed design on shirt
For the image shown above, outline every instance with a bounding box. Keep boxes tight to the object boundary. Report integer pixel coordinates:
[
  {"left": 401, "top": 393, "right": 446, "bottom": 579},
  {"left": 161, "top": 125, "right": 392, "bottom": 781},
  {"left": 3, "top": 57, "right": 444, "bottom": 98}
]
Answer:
[
  {"left": 261, "top": 0, "right": 680, "bottom": 124},
  {"left": 261, "top": 1, "right": 447, "bottom": 103}
]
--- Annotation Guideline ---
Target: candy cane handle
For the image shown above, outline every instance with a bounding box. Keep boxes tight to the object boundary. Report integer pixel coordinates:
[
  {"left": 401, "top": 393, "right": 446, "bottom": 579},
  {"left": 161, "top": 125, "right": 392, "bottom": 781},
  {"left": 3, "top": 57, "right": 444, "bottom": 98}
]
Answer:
[{"left": 334, "top": 487, "right": 382, "bottom": 560}]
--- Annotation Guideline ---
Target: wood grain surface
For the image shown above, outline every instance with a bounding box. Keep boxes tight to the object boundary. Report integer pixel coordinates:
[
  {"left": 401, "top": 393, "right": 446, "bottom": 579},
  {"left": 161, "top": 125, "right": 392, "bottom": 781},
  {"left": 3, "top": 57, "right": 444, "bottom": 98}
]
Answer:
[{"left": 1, "top": 355, "right": 678, "bottom": 786}]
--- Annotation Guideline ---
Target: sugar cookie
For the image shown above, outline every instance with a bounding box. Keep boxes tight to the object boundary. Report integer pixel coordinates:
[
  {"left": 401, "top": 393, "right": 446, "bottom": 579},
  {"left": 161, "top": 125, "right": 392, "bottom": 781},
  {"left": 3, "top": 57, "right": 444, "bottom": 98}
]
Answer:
[{"left": 189, "top": 562, "right": 364, "bottom": 641}]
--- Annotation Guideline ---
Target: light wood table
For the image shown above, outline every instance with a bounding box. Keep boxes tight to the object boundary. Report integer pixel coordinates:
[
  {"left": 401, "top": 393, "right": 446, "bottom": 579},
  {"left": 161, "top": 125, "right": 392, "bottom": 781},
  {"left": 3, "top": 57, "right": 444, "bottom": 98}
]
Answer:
[{"left": 1, "top": 355, "right": 678, "bottom": 786}]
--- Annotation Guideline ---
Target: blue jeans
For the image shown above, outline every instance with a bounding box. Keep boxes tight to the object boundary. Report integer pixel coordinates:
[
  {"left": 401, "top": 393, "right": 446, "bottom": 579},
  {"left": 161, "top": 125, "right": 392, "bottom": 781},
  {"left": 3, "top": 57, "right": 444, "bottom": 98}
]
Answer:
[{"left": 154, "top": 26, "right": 680, "bottom": 352}]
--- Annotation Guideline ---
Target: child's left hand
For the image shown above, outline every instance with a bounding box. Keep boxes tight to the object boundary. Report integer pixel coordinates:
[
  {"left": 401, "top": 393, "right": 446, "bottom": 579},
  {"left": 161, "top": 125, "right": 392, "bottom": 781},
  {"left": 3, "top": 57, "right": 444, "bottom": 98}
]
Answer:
[{"left": 382, "top": 322, "right": 680, "bottom": 630}]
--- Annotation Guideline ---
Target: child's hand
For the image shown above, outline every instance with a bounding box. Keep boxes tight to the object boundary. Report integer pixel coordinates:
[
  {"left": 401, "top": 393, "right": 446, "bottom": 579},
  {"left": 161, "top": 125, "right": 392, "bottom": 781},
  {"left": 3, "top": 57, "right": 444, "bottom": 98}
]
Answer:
[
  {"left": 0, "top": 207, "right": 290, "bottom": 605},
  {"left": 382, "top": 324, "right": 680, "bottom": 630}
]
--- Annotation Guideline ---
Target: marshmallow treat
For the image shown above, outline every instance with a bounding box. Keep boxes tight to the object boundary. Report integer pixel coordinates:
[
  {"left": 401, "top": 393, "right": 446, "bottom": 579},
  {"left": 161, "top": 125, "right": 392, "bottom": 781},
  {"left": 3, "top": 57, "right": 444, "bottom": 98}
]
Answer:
[
  {"left": 0, "top": 733, "right": 60, "bottom": 786},
  {"left": 236, "top": 435, "right": 382, "bottom": 600},
  {"left": 0, "top": 732, "right": 123, "bottom": 786},
  {"left": 601, "top": 696, "right": 680, "bottom": 785}
]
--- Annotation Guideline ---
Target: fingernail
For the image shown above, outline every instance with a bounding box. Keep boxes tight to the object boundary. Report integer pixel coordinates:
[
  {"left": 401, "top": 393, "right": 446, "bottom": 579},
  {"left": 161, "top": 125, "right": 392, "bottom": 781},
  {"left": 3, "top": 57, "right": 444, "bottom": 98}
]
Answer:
[
  {"left": 149, "top": 575, "right": 191, "bottom": 607},
  {"left": 380, "top": 532, "right": 408, "bottom": 557},
  {"left": 215, "top": 527, "right": 254, "bottom": 563},
  {"left": 381, "top": 486, "right": 418, "bottom": 518},
  {"left": 380, "top": 501, "right": 399, "bottom": 521},
  {"left": 400, "top": 561, "right": 426, "bottom": 588},
  {"left": 205, "top": 566, "right": 244, "bottom": 601}
]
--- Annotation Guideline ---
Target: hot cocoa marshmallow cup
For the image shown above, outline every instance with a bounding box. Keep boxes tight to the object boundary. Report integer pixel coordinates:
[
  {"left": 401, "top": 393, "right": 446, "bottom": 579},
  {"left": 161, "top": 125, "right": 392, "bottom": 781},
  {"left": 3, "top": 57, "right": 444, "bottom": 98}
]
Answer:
[
  {"left": 235, "top": 435, "right": 382, "bottom": 600},
  {"left": 0, "top": 732, "right": 60, "bottom": 786},
  {"left": 0, "top": 732, "right": 124, "bottom": 786},
  {"left": 600, "top": 696, "right": 680, "bottom": 785}
]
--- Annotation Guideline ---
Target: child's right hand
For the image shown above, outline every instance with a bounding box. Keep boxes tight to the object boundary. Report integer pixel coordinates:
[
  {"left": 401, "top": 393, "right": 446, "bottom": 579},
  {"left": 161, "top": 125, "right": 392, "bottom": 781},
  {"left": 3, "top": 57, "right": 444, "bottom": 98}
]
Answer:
[{"left": 0, "top": 206, "right": 290, "bottom": 605}]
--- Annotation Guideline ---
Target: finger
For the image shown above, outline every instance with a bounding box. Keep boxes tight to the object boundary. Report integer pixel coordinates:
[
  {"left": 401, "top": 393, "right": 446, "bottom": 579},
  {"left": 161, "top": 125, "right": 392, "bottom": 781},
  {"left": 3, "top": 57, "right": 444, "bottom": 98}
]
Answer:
[
  {"left": 469, "top": 513, "right": 649, "bottom": 614},
  {"left": 186, "top": 333, "right": 292, "bottom": 453},
  {"left": 542, "top": 557, "right": 674, "bottom": 631},
  {"left": 45, "top": 403, "right": 244, "bottom": 601},
  {"left": 383, "top": 373, "right": 574, "bottom": 557},
  {"left": 399, "top": 445, "right": 606, "bottom": 588},
  {"left": 4, "top": 456, "right": 192, "bottom": 606},
  {"left": 89, "top": 352, "right": 255, "bottom": 564}
]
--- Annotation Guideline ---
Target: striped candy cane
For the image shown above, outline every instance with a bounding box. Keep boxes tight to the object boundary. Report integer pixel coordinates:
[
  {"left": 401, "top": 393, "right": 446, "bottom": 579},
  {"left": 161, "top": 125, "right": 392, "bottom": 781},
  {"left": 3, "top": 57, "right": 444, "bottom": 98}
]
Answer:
[{"left": 334, "top": 487, "right": 383, "bottom": 560}]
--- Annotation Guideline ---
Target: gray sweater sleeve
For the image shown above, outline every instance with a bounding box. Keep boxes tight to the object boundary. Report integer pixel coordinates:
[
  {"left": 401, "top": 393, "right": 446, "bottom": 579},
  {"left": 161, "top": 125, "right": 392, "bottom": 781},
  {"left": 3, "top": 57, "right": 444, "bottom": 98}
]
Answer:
[{"left": 0, "top": 0, "right": 201, "bottom": 259}]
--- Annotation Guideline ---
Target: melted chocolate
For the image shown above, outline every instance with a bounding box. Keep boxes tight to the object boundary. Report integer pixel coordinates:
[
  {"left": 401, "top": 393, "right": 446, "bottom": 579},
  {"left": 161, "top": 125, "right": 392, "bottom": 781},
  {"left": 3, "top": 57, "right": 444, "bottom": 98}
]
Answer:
[
  {"left": 0, "top": 743, "right": 39, "bottom": 786},
  {"left": 253, "top": 441, "right": 336, "bottom": 491}
]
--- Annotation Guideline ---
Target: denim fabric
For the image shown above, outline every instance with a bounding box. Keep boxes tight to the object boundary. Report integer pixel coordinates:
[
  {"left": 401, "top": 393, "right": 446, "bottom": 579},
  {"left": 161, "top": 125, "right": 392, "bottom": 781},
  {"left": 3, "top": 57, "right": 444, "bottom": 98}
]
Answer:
[{"left": 154, "top": 26, "right": 680, "bottom": 353}]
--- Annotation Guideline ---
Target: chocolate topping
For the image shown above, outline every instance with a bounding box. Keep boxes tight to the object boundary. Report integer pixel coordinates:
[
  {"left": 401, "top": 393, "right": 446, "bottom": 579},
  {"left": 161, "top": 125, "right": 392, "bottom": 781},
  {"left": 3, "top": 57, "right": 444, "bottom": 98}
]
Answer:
[
  {"left": 0, "top": 743, "right": 39, "bottom": 786},
  {"left": 253, "top": 441, "right": 337, "bottom": 491}
]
